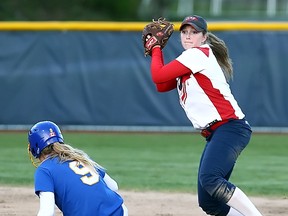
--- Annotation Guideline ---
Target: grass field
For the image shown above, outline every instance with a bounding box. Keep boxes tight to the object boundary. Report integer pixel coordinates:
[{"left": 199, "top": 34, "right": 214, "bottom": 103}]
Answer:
[{"left": 0, "top": 131, "right": 287, "bottom": 197}]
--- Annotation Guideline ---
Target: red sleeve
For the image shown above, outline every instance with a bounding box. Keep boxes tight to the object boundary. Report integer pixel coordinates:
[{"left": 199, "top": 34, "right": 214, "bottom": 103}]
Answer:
[
  {"left": 155, "top": 81, "right": 177, "bottom": 92},
  {"left": 151, "top": 47, "right": 192, "bottom": 83}
]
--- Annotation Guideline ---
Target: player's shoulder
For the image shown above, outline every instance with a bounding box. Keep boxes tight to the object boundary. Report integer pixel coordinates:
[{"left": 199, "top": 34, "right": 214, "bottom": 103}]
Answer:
[
  {"left": 37, "top": 157, "right": 60, "bottom": 169},
  {"left": 178, "top": 45, "right": 211, "bottom": 64},
  {"left": 184, "top": 44, "right": 211, "bottom": 57}
]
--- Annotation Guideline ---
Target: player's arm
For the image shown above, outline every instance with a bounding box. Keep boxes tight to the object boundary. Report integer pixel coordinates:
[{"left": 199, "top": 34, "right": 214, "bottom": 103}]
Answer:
[
  {"left": 37, "top": 191, "right": 55, "bottom": 216},
  {"left": 103, "top": 173, "right": 119, "bottom": 191},
  {"left": 97, "top": 168, "right": 119, "bottom": 191},
  {"left": 155, "top": 81, "right": 177, "bottom": 92},
  {"left": 151, "top": 47, "right": 191, "bottom": 91}
]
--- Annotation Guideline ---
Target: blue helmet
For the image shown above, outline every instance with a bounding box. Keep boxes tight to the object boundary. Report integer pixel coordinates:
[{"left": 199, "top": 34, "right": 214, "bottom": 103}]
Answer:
[{"left": 28, "top": 121, "right": 64, "bottom": 158}]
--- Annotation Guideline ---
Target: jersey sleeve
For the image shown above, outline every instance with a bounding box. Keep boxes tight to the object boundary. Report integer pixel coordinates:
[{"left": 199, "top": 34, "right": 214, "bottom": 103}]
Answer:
[
  {"left": 176, "top": 47, "right": 208, "bottom": 74},
  {"left": 96, "top": 167, "right": 105, "bottom": 178},
  {"left": 103, "top": 173, "right": 119, "bottom": 191},
  {"left": 155, "top": 81, "right": 177, "bottom": 92},
  {"left": 150, "top": 47, "right": 191, "bottom": 92},
  {"left": 37, "top": 192, "right": 55, "bottom": 216},
  {"left": 34, "top": 167, "right": 55, "bottom": 196}
]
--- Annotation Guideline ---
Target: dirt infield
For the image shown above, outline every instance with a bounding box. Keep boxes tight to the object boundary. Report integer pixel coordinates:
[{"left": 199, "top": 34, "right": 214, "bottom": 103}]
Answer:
[{"left": 0, "top": 186, "right": 287, "bottom": 216}]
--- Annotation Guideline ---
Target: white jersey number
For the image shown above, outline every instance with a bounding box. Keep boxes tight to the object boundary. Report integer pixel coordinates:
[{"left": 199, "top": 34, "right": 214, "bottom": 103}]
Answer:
[{"left": 69, "top": 161, "right": 99, "bottom": 185}]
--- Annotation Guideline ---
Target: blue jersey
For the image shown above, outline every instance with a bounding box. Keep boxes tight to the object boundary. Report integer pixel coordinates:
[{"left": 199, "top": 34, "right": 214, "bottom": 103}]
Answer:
[{"left": 34, "top": 157, "right": 124, "bottom": 216}]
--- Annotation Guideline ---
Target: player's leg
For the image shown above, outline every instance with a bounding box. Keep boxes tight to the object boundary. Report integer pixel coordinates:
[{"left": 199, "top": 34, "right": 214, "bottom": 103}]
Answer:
[
  {"left": 221, "top": 120, "right": 262, "bottom": 215},
  {"left": 198, "top": 170, "right": 244, "bottom": 215},
  {"left": 198, "top": 165, "right": 243, "bottom": 216},
  {"left": 198, "top": 173, "right": 230, "bottom": 215},
  {"left": 198, "top": 119, "right": 262, "bottom": 215},
  {"left": 227, "top": 187, "right": 262, "bottom": 216},
  {"left": 227, "top": 207, "right": 243, "bottom": 216},
  {"left": 197, "top": 144, "right": 232, "bottom": 215},
  {"left": 208, "top": 120, "right": 261, "bottom": 216}
]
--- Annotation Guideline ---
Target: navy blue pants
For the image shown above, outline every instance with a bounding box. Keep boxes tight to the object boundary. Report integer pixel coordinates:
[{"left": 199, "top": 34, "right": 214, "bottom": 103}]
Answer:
[{"left": 198, "top": 119, "right": 252, "bottom": 216}]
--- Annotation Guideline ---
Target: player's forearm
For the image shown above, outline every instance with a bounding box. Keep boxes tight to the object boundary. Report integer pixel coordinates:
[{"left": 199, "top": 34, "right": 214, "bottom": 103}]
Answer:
[{"left": 37, "top": 192, "right": 55, "bottom": 216}]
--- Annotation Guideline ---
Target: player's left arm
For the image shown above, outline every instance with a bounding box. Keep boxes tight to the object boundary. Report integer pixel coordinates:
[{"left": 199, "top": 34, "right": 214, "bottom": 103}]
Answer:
[{"left": 37, "top": 191, "right": 55, "bottom": 216}]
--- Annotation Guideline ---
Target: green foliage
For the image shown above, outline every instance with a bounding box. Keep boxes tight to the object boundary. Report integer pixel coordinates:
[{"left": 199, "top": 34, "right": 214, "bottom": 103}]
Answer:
[
  {"left": 0, "top": 0, "right": 142, "bottom": 21},
  {"left": 0, "top": 0, "right": 286, "bottom": 21},
  {"left": 0, "top": 132, "right": 287, "bottom": 197}
]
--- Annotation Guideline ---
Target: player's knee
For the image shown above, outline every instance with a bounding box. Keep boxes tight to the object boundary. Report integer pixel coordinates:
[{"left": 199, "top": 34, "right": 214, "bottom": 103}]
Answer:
[
  {"left": 199, "top": 173, "right": 219, "bottom": 196},
  {"left": 199, "top": 173, "right": 234, "bottom": 202},
  {"left": 213, "top": 182, "right": 235, "bottom": 203},
  {"left": 199, "top": 173, "right": 235, "bottom": 203},
  {"left": 198, "top": 199, "right": 213, "bottom": 214},
  {"left": 198, "top": 197, "right": 230, "bottom": 216}
]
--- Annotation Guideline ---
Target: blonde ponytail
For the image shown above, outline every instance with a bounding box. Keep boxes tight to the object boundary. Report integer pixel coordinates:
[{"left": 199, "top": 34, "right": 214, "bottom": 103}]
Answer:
[{"left": 40, "top": 142, "right": 104, "bottom": 171}]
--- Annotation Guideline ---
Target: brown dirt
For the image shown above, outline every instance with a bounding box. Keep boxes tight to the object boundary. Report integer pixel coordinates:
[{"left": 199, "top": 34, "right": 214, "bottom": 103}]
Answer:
[{"left": 0, "top": 186, "right": 287, "bottom": 216}]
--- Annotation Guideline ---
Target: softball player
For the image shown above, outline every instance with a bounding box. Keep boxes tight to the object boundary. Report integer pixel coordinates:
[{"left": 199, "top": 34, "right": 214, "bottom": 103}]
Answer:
[
  {"left": 147, "top": 15, "right": 262, "bottom": 216},
  {"left": 28, "top": 121, "right": 128, "bottom": 216}
]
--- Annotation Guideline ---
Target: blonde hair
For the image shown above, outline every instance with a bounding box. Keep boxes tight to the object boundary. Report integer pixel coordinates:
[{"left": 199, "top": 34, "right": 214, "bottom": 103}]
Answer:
[
  {"left": 206, "top": 32, "right": 233, "bottom": 81},
  {"left": 40, "top": 142, "right": 104, "bottom": 171}
]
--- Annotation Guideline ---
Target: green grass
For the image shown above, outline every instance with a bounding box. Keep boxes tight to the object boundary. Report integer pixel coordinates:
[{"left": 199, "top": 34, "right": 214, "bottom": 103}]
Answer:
[{"left": 0, "top": 131, "right": 287, "bottom": 197}]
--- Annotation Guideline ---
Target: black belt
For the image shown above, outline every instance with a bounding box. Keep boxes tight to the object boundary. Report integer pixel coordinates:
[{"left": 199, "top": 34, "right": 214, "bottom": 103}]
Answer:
[{"left": 201, "top": 119, "right": 230, "bottom": 138}]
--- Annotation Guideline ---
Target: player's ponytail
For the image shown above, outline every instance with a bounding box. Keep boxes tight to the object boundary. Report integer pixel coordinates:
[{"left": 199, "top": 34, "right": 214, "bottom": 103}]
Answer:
[
  {"left": 42, "top": 142, "right": 105, "bottom": 172},
  {"left": 206, "top": 32, "right": 233, "bottom": 81}
]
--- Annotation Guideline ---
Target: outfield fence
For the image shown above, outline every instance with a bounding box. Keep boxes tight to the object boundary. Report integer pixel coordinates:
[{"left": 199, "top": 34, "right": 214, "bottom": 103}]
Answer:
[{"left": 1, "top": 21, "right": 288, "bottom": 132}]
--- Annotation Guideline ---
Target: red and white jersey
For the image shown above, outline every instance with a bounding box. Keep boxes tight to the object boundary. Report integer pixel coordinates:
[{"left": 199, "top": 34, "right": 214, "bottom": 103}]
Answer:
[{"left": 175, "top": 44, "right": 244, "bottom": 129}]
